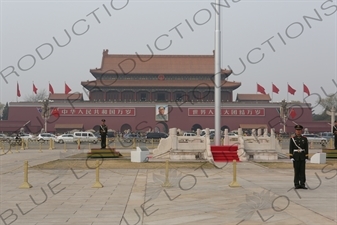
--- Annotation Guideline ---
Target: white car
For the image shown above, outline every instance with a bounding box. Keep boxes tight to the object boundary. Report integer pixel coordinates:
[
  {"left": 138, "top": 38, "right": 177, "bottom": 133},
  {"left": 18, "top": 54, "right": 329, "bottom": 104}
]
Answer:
[
  {"left": 56, "top": 134, "right": 74, "bottom": 144},
  {"left": 227, "top": 132, "right": 238, "bottom": 137},
  {"left": 20, "top": 133, "right": 35, "bottom": 142},
  {"left": 73, "top": 132, "right": 98, "bottom": 144},
  {"left": 38, "top": 133, "right": 57, "bottom": 142},
  {"left": 302, "top": 134, "right": 327, "bottom": 145},
  {"left": 0, "top": 133, "right": 11, "bottom": 142}
]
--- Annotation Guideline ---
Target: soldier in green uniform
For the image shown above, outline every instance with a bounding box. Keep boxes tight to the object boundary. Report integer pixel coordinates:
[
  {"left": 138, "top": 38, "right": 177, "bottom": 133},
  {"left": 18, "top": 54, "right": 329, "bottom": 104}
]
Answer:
[
  {"left": 99, "top": 119, "right": 108, "bottom": 149},
  {"left": 289, "top": 124, "right": 309, "bottom": 189}
]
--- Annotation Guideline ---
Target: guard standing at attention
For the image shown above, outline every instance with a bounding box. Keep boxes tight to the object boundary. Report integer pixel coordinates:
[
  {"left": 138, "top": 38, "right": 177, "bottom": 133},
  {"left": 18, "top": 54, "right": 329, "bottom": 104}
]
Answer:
[
  {"left": 289, "top": 124, "right": 309, "bottom": 189},
  {"left": 99, "top": 119, "right": 108, "bottom": 149}
]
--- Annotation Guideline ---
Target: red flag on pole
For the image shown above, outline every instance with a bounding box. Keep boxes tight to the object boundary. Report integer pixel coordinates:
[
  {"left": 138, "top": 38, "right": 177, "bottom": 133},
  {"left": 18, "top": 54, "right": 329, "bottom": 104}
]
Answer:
[
  {"left": 33, "top": 83, "right": 38, "bottom": 94},
  {"left": 49, "top": 83, "right": 54, "bottom": 94},
  {"left": 303, "top": 84, "right": 310, "bottom": 95},
  {"left": 257, "top": 83, "right": 266, "bottom": 94},
  {"left": 272, "top": 83, "right": 279, "bottom": 94},
  {"left": 289, "top": 108, "right": 297, "bottom": 119},
  {"left": 17, "top": 82, "right": 21, "bottom": 97},
  {"left": 65, "top": 83, "right": 72, "bottom": 94},
  {"left": 288, "top": 84, "right": 296, "bottom": 95},
  {"left": 51, "top": 108, "right": 60, "bottom": 118}
]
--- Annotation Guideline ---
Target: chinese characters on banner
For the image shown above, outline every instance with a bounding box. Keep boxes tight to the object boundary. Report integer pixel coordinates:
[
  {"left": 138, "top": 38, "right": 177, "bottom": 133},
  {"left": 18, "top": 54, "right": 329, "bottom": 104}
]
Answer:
[
  {"left": 188, "top": 108, "right": 265, "bottom": 116},
  {"left": 57, "top": 108, "right": 136, "bottom": 116},
  {"left": 47, "top": 107, "right": 264, "bottom": 117}
]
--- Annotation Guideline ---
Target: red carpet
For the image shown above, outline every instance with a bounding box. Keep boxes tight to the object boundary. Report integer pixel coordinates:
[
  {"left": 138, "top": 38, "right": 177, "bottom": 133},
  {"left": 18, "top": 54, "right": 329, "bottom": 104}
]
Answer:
[{"left": 211, "top": 145, "right": 240, "bottom": 162}]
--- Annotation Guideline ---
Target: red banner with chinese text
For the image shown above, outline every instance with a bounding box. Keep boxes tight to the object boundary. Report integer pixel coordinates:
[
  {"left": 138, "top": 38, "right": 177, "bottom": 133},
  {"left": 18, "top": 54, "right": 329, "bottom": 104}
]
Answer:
[
  {"left": 188, "top": 108, "right": 265, "bottom": 116},
  {"left": 56, "top": 108, "right": 136, "bottom": 116}
]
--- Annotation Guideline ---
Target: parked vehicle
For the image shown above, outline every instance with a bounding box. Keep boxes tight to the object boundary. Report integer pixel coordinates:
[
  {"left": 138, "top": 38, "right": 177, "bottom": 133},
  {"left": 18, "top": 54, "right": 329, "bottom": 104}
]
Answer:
[
  {"left": 38, "top": 133, "right": 57, "bottom": 142},
  {"left": 94, "top": 132, "right": 101, "bottom": 141},
  {"left": 56, "top": 134, "right": 74, "bottom": 143},
  {"left": 143, "top": 132, "right": 168, "bottom": 143},
  {"left": 123, "top": 133, "right": 144, "bottom": 143},
  {"left": 9, "top": 135, "right": 22, "bottom": 146},
  {"left": 145, "top": 132, "right": 168, "bottom": 140},
  {"left": 320, "top": 132, "right": 334, "bottom": 141},
  {"left": 73, "top": 132, "right": 98, "bottom": 144},
  {"left": 200, "top": 129, "right": 215, "bottom": 136},
  {"left": 302, "top": 134, "right": 327, "bottom": 145},
  {"left": 107, "top": 131, "right": 115, "bottom": 138},
  {"left": 183, "top": 133, "right": 196, "bottom": 137},
  {"left": 0, "top": 133, "right": 11, "bottom": 142},
  {"left": 20, "top": 133, "right": 35, "bottom": 142}
]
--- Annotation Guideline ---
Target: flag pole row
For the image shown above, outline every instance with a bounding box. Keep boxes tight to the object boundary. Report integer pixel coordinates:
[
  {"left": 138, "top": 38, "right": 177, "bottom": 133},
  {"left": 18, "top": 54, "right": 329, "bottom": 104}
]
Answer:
[
  {"left": 256, "top": 83, "right": 310, "bottom": 96},
  {"left": 16, "top": 82, "right": 72, "bottom": 97}
]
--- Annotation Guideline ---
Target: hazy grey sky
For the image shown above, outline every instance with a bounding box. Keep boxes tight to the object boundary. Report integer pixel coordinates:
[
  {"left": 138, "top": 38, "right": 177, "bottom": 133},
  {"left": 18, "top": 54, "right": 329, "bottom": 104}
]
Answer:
[{"left": 1, "top": 0, "right": 336, "bottom": 114}]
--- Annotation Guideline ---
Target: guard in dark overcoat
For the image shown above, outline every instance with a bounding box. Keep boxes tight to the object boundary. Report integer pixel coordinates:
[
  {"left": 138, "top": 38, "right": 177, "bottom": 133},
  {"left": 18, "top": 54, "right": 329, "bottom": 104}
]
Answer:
[{"left": 289, "top": 124, "right": 309, "bottom": 189}]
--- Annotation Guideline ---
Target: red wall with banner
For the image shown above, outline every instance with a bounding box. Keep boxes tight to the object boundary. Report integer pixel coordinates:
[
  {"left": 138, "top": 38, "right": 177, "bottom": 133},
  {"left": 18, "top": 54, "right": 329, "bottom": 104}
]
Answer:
[{"left": 1, "top": 102, "right": 327, "bottom": 134}]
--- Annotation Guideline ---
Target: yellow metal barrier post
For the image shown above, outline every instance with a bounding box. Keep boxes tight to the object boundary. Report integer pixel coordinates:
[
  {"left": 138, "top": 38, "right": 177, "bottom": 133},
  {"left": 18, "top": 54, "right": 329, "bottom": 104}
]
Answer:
[
  {"left": 162, "top": 160, "right": 172, "bottom": 187},
  {"left": 16, "top": 142, "right": 20, "bottom": 153},
  {"left": 21, "top": 139, "right": 25, "bottom": 150},
  {"left": 92, "top": 160, "right": 103, "bottom": 188},
  {"left": 229, "top": 160, "right": 241, "bottom": 187},
  {"left": 8, "top": 142, "right": 13, "bottom": 154},
  {"left": 132, "top": 138, "right": 136, "bottom": 149},
  {"left": 19, "top": 161, "right": 32, "bottom": 189},
  {"left": 0, "top": 141, "right": 4, "bottom": 154}
]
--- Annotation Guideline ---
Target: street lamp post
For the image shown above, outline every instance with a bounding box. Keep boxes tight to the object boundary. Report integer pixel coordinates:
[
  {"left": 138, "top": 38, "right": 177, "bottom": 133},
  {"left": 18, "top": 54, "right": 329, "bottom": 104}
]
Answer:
[
  {"left": 326, "top": 106, "right": 337, "bottom": 133},
  {"left": 280, "top": 100, "right": 288, "bottom": 134},
  {"left": 41, "top": 99, "right": 52, "bottom": 133}
]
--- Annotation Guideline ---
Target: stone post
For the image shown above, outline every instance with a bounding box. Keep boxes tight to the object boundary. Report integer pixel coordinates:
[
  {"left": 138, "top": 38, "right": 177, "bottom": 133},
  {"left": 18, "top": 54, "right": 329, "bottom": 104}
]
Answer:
[
  {"left": 270, "top": 128, "right": 278, "bottom": 151},
  {"left": 170, "top": 128, "right": 178, "bottom": 151},
  {"left": 224, "top": 129, "right": 229, "bottom": 145},
  {"left": 196, "top": 129, "right": 200, "bottom": 137}
]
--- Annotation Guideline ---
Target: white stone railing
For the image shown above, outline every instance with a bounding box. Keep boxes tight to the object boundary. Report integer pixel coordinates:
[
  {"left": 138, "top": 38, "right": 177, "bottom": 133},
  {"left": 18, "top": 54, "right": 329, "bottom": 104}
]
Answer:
[
  {"left": 153, "top": 128, "right": 212, "bottom": 160},
  {"left": 225, "top": 128, "right": 280, "bottom": 161}
]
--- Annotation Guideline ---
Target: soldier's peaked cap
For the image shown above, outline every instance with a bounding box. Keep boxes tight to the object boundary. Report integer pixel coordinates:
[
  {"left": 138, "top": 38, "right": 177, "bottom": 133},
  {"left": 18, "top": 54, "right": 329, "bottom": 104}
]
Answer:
[
  {"left": 294, "top": 124, "right": 303, "bottom": 130},
  {"left": 101, "top": 119, "right": 106, "bottom": 122}
]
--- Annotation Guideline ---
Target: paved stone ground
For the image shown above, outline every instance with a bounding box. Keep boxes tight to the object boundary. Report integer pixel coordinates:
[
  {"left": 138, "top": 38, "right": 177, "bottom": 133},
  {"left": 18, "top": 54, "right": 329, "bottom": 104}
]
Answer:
[{"left": 1, "top": 149, "right": 337, "bottom": 225}]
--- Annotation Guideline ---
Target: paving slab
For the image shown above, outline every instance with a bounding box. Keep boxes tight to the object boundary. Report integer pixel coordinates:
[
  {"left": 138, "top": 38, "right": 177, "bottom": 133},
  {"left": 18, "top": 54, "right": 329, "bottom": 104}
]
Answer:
[{"left": 1, "top": 149, "right": 337, "bottom": 225}]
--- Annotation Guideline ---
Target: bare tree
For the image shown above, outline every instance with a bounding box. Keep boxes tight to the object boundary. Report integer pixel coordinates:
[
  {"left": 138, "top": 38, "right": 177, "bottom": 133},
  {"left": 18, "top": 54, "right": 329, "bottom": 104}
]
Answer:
[
  {"left": 318, "top": 93, "right": 337, "bottom": 110},
  {"left": 23, "top": 89, "right": 48, "bottom": 102},
  {"left": 0, "top": 102, "right": 4, "bottom": 120}
]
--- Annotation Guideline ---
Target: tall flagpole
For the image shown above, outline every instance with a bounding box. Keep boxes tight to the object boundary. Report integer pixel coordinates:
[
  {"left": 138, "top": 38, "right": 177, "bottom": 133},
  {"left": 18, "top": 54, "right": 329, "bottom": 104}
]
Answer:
[
  {"left": 302, "top": 82, "right": 304, "bottom": 103},
  {"left": 271, "top": 83, "right": 273, "bottom": 102},
  {"left": 287, "top": 83, "right": 289, "bottom": 102},
  {"left": 214, "top": 0, "right": 221, "bottom": 146},
  {"left": 16, "top": 82, "right": 18, "bottom": 102}
]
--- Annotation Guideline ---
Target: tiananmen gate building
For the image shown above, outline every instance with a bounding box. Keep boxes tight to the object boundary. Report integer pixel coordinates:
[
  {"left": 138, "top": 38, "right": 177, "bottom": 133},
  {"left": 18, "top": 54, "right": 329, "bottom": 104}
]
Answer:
[{"left": 0, "top": 50, "right": 330, "bottom": 134}]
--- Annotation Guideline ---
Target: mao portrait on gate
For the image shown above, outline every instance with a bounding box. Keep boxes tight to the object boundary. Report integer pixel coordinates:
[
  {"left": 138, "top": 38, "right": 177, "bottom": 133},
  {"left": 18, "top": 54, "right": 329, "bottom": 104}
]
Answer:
[{"left": 155, "top": 105, "right": 168, "bottom": 121}]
